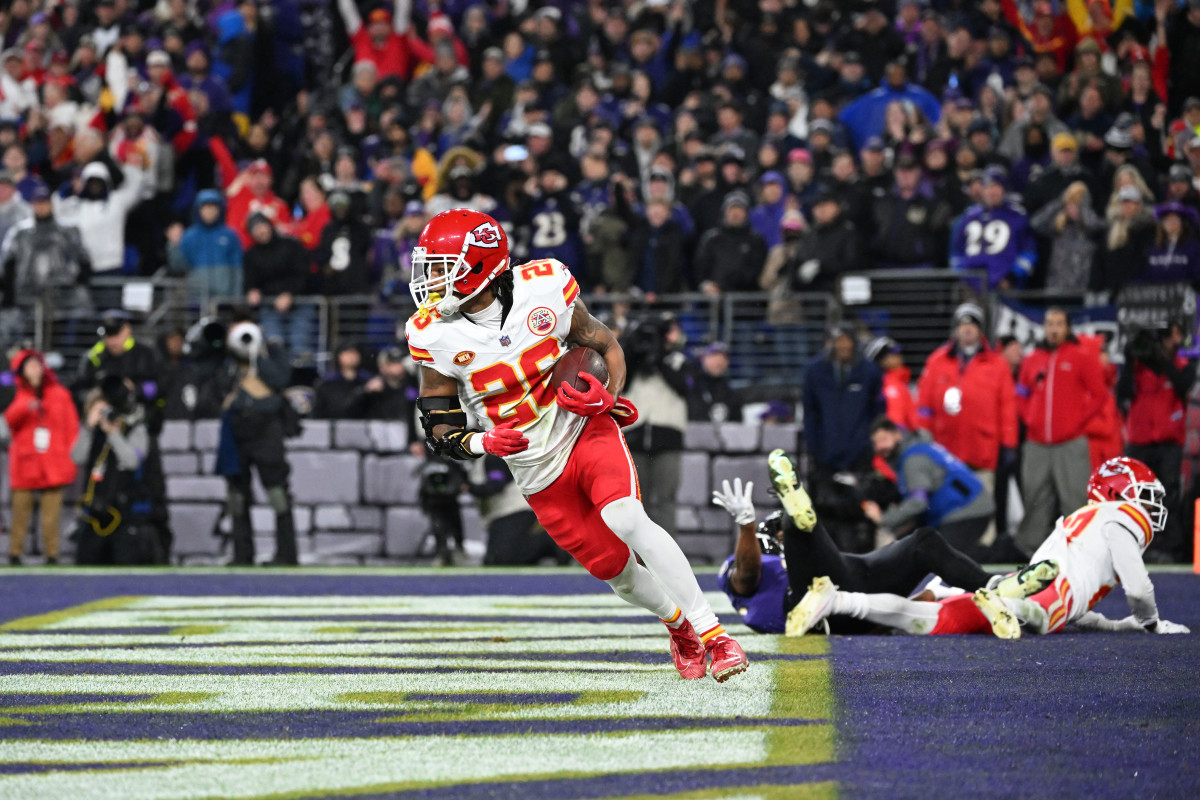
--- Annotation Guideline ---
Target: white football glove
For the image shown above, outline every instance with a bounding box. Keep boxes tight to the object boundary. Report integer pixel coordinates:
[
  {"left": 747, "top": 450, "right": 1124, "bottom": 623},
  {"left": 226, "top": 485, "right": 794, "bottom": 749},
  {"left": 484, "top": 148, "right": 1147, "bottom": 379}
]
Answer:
[
  {"left": 1154, "top": 619, "right": 1190, "bottom": 634},
  {"left": 712, "top": 478, "right": 756, "bottom": 526}
]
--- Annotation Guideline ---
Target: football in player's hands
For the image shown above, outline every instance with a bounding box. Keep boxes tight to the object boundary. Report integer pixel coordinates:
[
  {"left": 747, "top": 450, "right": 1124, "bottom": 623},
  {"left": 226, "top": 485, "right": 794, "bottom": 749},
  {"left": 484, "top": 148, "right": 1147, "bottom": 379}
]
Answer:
[
  {"left": 556, "top": 371, "right": 614, "bottom": 417},
  {"left": 480, "top": 421, "right": 529, "bottom": 456},
  {"left": 551, "top": 347, "right": 609, "bottom": 394}
]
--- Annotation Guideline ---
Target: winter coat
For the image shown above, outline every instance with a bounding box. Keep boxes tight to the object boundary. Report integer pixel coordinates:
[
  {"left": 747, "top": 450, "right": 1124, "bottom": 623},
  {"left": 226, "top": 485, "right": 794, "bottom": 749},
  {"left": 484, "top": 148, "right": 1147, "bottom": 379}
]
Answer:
[
  {"left": 244, "top": 231, "right": 311, "bottom": 297},
  {"left": 171, "top": 189, "right": 244, "bottom": 299},
  {"left": 786, "top": 216, "right": 862, "bottom": 292},
  {"left": 868, "top": 188, "right": 951, "bottom": 268},
  {"left": 1, "top": 216, "right": 91, "bottom": 310},
  {"left": 802, "top": 353, "right": 885, "bottom": 471},
  {"left": 1016, "top": 338, "right": 1109, "bottom": 445},
  {"left": 4, "top": 350, "right": 79, "bottom": 490},
  {"left": 882, "top": 366, "right": 918, "bottom": 431},
  {"left": 624, "top": 217, "right": 688, "bottom": 294},
  {"left": 316, "top": 216, "right": 372, "bottom": 296},
  {"left": 917, "top": 342, "right": 1018, "bottom": 471},
  {"left": 312, "top": 370, "right": 371, "bottom": 420},
  {"left": 1031, "top": 199, "right": 1106, "bottom": 291},
  {"left": 226, "top": 185, "right": 293, "bottom": 250},
  {"left": 694, "top": 222, "right": 768, "bottom": 293},
  {"left": 52, "top": 162, "right": 146, "bottom": 272},
  {"left": 1120, "top": 356, "right": 1193, "bottom": 447},
  {"left": 0, "top": 195, "right": 32, "bottom": 250}
]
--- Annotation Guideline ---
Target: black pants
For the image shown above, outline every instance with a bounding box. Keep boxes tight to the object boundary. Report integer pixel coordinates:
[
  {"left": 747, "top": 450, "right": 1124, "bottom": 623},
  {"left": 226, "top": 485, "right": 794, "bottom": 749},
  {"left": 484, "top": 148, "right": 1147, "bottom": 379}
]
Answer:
[
  {"left": 1126, "top": 442, "right": 1184, "bottom": 561},
  {"left": 484, "top": 510, "right": 568, "bottom": 566},
  {"left": 228, "top": 431, "right": 295, "bottom": 566},
  {"left": 75, "top": 520, "right": 161, "bottom": 565},
  {"left": 782, "top": 518, "right": 993, "bottom": 634}
]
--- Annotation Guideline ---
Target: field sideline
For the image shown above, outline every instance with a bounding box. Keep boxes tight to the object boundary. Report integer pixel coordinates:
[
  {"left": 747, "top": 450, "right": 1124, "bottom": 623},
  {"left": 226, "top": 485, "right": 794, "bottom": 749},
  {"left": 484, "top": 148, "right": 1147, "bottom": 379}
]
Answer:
[{"left": 0, "top": 567, "right": 1197, "bottom": 799}]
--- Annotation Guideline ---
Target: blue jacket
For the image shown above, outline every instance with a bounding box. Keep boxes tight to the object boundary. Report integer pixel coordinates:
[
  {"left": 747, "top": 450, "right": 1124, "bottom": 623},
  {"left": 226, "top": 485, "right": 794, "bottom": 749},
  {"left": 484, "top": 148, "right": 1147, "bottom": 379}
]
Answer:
[
  {"left": 802, "top": 353, "right": 885, "bottom": 470},
  {"left": 895, "top": 440, "right": 983, "bottom": 527},
  {"left": 178, "top": 190, "right": 243, "bottom": 272}
]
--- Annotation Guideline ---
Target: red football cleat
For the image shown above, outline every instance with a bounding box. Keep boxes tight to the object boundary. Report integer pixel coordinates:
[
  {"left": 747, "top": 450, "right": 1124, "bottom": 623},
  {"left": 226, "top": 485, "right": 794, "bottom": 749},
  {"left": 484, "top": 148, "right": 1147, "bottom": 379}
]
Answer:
[
  {"left": 666, "top": 619, "right": 707, "bottom": 679},
  {"left": 705, "top": 634, "right": 749, "bottom": 683}
]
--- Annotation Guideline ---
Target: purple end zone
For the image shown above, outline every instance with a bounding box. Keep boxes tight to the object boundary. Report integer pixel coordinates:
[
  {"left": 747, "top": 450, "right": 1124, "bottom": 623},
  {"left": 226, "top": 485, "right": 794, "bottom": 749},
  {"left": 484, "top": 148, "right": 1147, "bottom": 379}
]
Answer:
[{"left": 832, "top": 575, "right": 1200, "bottom": 799}]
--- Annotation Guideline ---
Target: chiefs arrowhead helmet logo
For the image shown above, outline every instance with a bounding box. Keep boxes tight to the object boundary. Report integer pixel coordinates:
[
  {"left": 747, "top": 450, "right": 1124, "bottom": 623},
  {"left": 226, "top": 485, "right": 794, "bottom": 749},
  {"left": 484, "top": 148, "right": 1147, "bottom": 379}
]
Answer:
[{"left": 466, "top": 221, "right": 503, "bottom": 249}]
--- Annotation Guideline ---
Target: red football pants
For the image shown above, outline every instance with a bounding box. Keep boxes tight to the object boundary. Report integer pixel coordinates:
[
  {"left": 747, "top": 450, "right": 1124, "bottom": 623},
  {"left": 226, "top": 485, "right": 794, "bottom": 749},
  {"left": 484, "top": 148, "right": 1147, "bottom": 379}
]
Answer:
[{"left": 526, "top": 413, "right": 641, "bottom": 581}]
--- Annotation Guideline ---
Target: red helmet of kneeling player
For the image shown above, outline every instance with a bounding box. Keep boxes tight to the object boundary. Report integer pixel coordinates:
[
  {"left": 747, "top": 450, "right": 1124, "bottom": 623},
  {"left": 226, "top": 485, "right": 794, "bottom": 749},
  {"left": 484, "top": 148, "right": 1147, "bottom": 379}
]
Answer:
[
  {"left": 1087, "top": 456, "right": 1167, "bottom": 539},
  {"left": 409, "top": 208, "right": 510, "bottom": 315}
]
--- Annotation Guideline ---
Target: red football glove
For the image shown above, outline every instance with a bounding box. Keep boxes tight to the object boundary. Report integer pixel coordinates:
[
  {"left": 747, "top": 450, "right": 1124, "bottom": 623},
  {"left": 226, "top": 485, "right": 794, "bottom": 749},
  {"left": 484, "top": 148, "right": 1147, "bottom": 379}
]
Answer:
[
  {"left": 611, "top": 396, "right": 639, "bottom": 428},
  {"left": 479, "top": 421, "right": 529, "bottom": 456},
  {"left": 556, "top": 371, "right": 614, "bottom": 417}
]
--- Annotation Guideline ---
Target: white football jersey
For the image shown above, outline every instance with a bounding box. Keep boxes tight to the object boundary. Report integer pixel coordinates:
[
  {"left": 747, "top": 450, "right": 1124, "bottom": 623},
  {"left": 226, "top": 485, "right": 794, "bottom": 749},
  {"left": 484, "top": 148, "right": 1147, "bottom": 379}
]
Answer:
[
  {"left": 1030, "top": 501, "right": 1159, "bottom": 628},
  {"left": 405, "top": 259, "right": 586, "bottom": 495}
]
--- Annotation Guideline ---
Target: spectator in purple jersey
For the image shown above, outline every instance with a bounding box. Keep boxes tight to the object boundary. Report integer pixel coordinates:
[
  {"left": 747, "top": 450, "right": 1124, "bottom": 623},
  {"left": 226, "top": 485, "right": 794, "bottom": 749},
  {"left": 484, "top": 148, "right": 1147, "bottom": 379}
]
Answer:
[
  {"left": 950, "top": 167, "right": 1036, "bottom": 289},
  {"left": 1140, "top": 201, "right": 1200, "bottom": 287}
]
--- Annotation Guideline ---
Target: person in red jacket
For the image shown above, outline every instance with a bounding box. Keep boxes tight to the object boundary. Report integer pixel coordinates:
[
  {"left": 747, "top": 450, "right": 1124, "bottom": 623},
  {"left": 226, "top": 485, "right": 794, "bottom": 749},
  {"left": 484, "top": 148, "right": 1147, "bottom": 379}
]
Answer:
[
  {"left": 916, "top": 303, "right": 1018, "bottom": 487},
  {"left": 225, "top": 160, "right": 293, "bottom": 250},
  {"left": 3, "top": 350, "right": 79, "bottom": 565},
  {"left": 1014, "top": 308, "right": 1109, "bottom": 554},
  {"left": 1117, "top": 321, "right": 1197, "bottom": 562},
  {"left": 1078, "top": 334, "right": 1123, "bottom": 471},
  {"left": 865, "top": 336, "right": 918, "bottom": 431}
]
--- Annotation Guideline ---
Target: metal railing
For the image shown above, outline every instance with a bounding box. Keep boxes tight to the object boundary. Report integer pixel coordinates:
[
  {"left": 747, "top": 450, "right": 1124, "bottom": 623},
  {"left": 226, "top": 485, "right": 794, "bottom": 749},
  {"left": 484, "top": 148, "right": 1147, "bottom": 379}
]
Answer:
[{"left": 836, "top": 269, "right": 988, "bottom": 373}]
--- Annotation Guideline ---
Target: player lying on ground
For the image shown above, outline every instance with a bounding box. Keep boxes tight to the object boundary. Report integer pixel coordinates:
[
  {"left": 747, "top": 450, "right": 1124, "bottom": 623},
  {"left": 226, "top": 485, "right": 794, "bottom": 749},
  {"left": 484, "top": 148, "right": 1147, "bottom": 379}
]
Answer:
[
  {"left": 787, "top": 456, "right": 1190, "bottom": 639},
  {"left": 404, "top": 209, "right": 747, "bottom": 681},
  {"left": 714, "top": 450, "right": 1058, "bottom": 635}
]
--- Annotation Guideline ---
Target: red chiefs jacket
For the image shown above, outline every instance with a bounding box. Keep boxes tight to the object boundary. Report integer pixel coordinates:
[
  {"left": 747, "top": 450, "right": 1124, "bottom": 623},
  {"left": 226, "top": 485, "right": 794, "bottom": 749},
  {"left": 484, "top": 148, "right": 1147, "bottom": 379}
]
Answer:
[
  {"left": 882, "top": 366, "right": 918, "bottom": 431},
  {"left": 1016, "top": 338, "right": 1109, "bottom": 446},
  {"left": 3, "top": 350, "right": 79, "bottom": 491},
  {"left": 916, "top": 341, "right": 1018, "bottom": 470},
  {"left": 1125, "top": 358, "right": 1188, "bottom": 446}
]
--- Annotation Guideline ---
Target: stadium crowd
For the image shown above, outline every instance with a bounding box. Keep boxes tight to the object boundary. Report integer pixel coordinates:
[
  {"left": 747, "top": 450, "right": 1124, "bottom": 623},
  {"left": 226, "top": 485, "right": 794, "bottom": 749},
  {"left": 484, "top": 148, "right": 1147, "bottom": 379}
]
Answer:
[{"left": 0, "top": 0, "right": 1196, "bottom": 566}]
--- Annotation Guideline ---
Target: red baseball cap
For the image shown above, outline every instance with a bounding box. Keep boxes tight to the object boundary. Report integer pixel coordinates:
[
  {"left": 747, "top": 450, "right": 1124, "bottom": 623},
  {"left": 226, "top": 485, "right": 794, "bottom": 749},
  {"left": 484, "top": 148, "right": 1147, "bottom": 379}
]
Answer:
[
  {"left": 246, "top": 159, "right": 273, "bottom": 177},
  {"left": 788, "top": 148, "right": 812, "bottom": 165},
  {"left": 367, "top": 8, "right": 392, "bottom": 23}
]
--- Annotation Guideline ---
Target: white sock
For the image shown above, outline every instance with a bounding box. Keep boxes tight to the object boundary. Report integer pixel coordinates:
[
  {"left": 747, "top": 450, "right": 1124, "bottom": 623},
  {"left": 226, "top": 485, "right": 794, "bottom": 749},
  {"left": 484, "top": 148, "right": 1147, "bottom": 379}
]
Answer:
[
  {"left": 835, "top": 591, "right": 941, "bottom": 635},
  {"left": 601, "top": 498, "right": 725, "bottom": 642},
  {"left": 923, "top": 576, "right": 966, "bottom": 601},
  {"left": 604, "top": 552, "right": 680, "bottom": 623}
]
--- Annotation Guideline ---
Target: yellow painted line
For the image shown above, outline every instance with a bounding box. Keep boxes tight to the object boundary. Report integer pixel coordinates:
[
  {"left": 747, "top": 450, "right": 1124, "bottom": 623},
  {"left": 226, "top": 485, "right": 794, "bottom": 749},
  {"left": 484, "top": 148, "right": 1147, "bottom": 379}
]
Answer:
[{"left": 0, "top": 597, "right": 142, "bottom": 631}]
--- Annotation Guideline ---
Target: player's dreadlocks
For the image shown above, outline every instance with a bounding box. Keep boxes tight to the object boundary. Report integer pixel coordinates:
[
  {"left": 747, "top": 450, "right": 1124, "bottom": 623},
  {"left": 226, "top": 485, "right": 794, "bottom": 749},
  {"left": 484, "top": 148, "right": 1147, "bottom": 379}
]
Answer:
[{"left": 493, "top": 268, "right": 515, "bottom": 325}]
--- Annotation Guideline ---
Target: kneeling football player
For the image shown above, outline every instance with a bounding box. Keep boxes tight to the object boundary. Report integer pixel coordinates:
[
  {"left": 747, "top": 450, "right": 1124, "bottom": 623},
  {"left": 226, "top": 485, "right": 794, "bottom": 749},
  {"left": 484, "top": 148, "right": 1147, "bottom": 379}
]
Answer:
[{"left": 786, "top": 457, "right": 1190, "bottom": 639}]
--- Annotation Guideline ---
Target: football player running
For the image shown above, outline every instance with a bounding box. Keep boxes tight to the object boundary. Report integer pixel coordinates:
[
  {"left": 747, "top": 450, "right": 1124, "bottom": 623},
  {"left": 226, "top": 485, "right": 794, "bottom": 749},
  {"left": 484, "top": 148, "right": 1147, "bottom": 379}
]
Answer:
[
  {"left": 787, "top": 457, "right": 1190, "bottom": 639},
  {"left": 404, "top": 209, "right": 748, "bottom": 682}
]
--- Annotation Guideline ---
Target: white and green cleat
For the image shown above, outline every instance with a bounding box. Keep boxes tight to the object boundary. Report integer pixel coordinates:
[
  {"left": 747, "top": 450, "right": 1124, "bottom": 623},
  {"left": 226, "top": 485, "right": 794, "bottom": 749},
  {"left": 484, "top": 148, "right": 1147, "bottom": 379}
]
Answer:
[
  {"left": 991, "top": 559, "right": 1059, "bottom": 600},
  {"left": 785, "top": 576, "right": 838, "bottom": 637},
  {"left": 972, "top": 588, "right": 1022, "bottom": 640},
  {"left": 767, "top": 449, "right": 817, "bottom": 531}
]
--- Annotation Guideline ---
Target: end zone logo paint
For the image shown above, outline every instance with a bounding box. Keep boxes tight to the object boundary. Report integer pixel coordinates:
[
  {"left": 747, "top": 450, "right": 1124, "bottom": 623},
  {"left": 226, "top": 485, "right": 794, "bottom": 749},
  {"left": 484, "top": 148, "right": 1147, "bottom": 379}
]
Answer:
[
  {"left": 453, "top": 351, "right": 475, "bottom": 366},
  {"left": 527, "top": 307, "right": 557, "bottom": 336}
]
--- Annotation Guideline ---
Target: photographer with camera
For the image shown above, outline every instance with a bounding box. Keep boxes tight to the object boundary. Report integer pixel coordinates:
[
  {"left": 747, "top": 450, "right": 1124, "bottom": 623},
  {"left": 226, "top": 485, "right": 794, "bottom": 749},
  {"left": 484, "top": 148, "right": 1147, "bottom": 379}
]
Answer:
[
  {"left": 1117, "top": 320, "right": 1197, "bottom": 562},
  {"left": 417, "top": 453, "right": 469, "bottom": 566},
  {"left": 76, "top": 310, "right": 171, "bottom": 560},
  {"left": 620, "top": 312, "right": 693, "bottom": 536},
  {"left": 72, "top": 376, "right": 158, "bottom": 565},
  {"left": 215, "top": 317, "right": 302, "bottom": 566}
]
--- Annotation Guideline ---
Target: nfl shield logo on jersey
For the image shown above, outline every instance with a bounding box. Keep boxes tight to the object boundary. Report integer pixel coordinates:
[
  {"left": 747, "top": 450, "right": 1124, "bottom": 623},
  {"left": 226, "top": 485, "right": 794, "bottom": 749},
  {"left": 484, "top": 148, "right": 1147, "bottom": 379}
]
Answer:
[
  {"left": 527, "top": 307, "right": 557, "bottom": 336},
  {"left": 499, "top": 334, "right": 511, "bottom": 347}
]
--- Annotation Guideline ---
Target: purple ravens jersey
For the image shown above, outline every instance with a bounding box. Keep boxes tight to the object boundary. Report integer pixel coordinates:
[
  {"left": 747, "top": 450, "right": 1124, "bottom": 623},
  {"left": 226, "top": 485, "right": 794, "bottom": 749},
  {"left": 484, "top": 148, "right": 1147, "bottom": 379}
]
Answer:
[{"left": 716, "top": 554, "right": 791, "bottom": 634}]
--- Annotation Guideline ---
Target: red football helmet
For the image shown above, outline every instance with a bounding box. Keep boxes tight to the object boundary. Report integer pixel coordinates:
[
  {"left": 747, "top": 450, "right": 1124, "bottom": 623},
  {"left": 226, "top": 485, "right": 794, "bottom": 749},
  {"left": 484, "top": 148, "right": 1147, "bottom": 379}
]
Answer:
[
  {"left": 1086, "top": 457, "right": 1167, "bottom": 541},
  {"left": 409, "top": 209, "right": 510, "bottom": 315}
]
